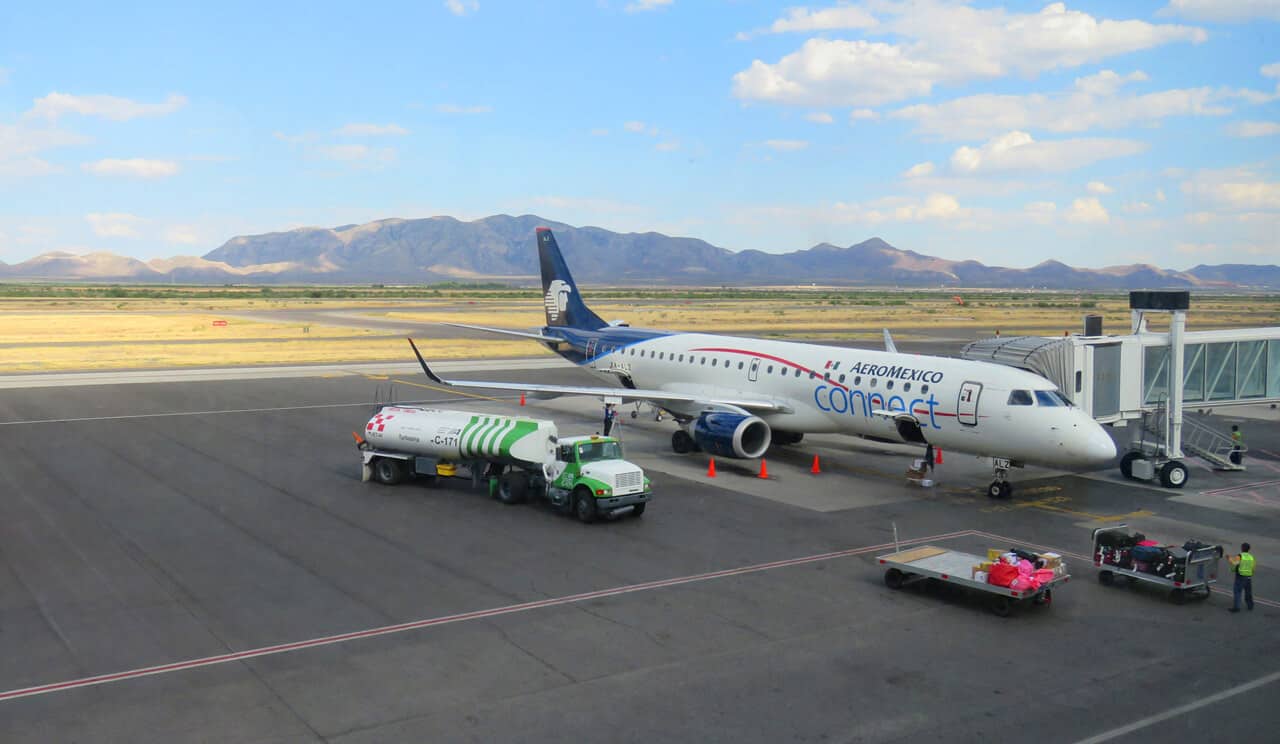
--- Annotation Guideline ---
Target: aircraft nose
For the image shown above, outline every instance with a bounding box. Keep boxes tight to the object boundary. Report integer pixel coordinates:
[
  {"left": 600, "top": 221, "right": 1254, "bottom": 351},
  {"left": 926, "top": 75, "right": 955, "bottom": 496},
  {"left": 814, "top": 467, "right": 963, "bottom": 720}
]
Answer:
[{"left": 1082, "top": 422, "right": 1117, "bottom": 464}]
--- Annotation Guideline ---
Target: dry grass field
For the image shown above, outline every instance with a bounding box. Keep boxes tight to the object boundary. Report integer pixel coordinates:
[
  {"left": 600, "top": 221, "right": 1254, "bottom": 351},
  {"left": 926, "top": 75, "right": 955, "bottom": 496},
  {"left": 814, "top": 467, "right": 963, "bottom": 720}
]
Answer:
[{"left": 1, "top": 287, "right": 1275, "bottom": 373}]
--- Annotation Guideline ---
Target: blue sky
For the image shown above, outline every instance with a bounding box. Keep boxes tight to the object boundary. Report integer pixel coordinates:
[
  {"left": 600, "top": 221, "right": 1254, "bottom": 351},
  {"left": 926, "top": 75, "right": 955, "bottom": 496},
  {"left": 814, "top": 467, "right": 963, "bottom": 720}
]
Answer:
[{"left": 1, "top": 1, "right": 1276, "bottom": 270}]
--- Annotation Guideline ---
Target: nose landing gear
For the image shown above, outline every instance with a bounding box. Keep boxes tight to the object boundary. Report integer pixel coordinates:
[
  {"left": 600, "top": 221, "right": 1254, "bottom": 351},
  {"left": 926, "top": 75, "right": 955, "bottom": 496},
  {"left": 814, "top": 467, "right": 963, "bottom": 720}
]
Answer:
[{"left": 987, "top": 457, "right": 1013, "bottom": 499}]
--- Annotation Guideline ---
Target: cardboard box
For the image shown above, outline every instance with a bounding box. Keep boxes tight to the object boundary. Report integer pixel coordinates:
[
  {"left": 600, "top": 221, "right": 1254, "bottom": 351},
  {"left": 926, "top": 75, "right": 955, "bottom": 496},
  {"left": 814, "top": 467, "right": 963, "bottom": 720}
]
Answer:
[{"left": 987, "top": 548, "right": 1004, "bottom": 561}]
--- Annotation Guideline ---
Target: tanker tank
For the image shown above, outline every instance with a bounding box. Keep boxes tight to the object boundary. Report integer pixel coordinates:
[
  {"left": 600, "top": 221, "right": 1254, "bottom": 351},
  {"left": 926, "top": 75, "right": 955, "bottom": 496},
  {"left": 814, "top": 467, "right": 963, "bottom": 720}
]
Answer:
[{"left": 363, "top": 406, "right": 557, "bottom": 469}]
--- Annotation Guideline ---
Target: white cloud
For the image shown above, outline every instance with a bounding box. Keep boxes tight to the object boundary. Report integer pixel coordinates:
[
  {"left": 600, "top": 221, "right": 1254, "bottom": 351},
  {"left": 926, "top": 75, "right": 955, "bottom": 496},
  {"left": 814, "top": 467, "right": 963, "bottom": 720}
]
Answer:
[
  {"left": 763, "top": 139, "right": 809, "bottom": 152},
  {"left": 1159, "top": 1, "right": 1280, "bottom": 22},
  {"left": 732, "top": 4, "right": 1206, "bottom": 108},
  {"left": 1024, "top": 201, "right": 1058, "bottom": 224},
  {"left": 27, "top": 92, "right": 187, "bottom": 121},
  {"left": 335, "top": 123, "right": 409, "bottom": 136},
  {"left": 1087, "top": 180, "right": 1114, "bottom": 194},
  {"left": 737, "top": 192, "right": 980, "bottom": 229},
  {"left": 949, "top": 131, "right": 1145, "bottom": 174},
  {"left": 163, "top": 225, "right": 202, "bottom": 245},
  {"left": 736, "top": 5, "right": 877, "bottom": 41},
  {"left": 891, "top": 70, "right": 1258, "bottom": 140},
  {"left": 312, "top": 143, "right": 391, "bottom": 162},
  {"left": 82, "top": 158, "right": 180, "bottom": 178},
  {"left": 625, "top": 0, "right": 672, "bottom": 12},
  {"left": 444, "top": 0, "right": 478, "bottom": 16},
  {"left": 0, "top": 124, "right": 91, "bottom": 177},
  {"left": 1225, "top": 121, "right": 1280, "bottom": 137},
  {"left": 1123, "top": 201, "right": 1153, "bottom": 213},
  {"left": 654, "top": 141, "right": 680, "bottom": 152},
  {"left": 1066, "top": 197, "right": 1110, "bottom": 223},
  {"left": 1263, "top": 62, "right": 1280, "bottom": 78},
  {"left": 1182, "top": 167, "right": 1280, "bottom": 211},
  {"left": 903, "top": 161, "right": 935, "bottom": 178},
  {"left": 435, "top": 103, "right": 492, "bottom": 114},
  {"left": 590, "top": 128, "right": 610, "bottom": 136},
  {"left": 805, "top": 112, "right": 834, "bottom": 124},
  {"left": 849, "top": 108, "right": 879, "bottom": 122},
  {"left": 86, "top": 212, "right": 145, "bottom": 238},
  {"left": 272, "top": 131, "right": 319, "bottom": 145},
  {"left": 1156, "top": 188, "right": 1167, "bottom": 202}
]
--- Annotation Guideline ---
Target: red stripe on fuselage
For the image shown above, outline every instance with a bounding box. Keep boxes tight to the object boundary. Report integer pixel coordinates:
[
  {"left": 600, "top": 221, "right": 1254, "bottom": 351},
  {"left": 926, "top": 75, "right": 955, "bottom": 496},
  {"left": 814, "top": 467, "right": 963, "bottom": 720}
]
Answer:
[{"left": 690, "top": 346, "right": 850, "bottom": 392}]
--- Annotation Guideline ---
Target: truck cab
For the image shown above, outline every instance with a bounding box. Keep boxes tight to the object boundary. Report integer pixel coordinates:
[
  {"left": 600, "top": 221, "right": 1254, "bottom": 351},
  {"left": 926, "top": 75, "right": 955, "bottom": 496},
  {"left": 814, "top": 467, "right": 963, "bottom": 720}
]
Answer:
[{"left": 548, "top": 435, "right": 651, "bottom": 521}]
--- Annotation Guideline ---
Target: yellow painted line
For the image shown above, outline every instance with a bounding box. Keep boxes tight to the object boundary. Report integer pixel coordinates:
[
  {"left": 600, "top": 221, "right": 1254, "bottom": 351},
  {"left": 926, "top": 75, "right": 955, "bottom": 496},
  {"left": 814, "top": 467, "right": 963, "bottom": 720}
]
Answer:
[{"left": 363, "top": 373, "right": 390, "bottom": 380}]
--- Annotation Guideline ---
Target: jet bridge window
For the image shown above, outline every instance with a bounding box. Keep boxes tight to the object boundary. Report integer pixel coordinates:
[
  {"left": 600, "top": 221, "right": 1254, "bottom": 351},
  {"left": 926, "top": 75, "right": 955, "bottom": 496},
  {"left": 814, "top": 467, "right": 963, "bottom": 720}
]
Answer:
[
  {"left": 1034, "top": 390, "right": 1067, "bottom": 407},
  {"left": 1008, "top": 390, "right": 1033, "bottom": 405}
]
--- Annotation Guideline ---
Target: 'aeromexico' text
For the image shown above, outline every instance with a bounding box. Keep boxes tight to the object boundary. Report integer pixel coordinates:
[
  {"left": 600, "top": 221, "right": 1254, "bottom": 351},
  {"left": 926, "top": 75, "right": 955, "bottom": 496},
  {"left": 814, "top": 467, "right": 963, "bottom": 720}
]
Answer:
[{"left": 844, "top": 362, "right": 944, "bottom": 384}]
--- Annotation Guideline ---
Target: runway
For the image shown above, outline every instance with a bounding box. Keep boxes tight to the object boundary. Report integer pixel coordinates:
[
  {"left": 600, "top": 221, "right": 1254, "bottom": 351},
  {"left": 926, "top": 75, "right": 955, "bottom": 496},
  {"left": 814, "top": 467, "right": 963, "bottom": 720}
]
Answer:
[{"left": 1, "top": 362, "right": 1277, "bottom": 742}]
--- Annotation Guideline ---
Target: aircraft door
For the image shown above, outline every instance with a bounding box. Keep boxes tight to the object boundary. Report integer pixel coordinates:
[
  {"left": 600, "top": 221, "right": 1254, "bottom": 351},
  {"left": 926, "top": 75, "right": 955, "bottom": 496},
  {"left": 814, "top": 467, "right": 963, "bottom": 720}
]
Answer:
[
  {"left": 957, "top": 381, "right": 982, "bottom": 426},
  {"left": 748, "top": 358, "right": 761, "bottom": 382}
]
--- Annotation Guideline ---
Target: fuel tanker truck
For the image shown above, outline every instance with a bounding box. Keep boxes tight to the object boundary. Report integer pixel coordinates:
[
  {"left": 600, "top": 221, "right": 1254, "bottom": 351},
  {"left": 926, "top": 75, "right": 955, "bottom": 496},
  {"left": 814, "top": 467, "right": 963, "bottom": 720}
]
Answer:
[{"left": 355, "top": 406, "right": 651, "bottom": 522}]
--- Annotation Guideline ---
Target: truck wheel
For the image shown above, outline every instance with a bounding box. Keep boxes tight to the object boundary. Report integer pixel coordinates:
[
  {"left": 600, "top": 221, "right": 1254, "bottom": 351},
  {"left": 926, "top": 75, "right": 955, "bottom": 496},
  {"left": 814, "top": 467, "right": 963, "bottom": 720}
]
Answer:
[
  {"left": 631, "top": 503, "right": 646, "bottom": 517},
  {"left": 672, "top": 430, "right": 695, "bottom": 454},
  {"left": 497, "top": 472, "right": 528, "bottom": 505},
  {"left": 1159, "top": 461, "right": 1188, "bottom": 489},
  {"left": 573, "top": 487, "right": 598, "bottom": 524},
  {"left": 373, "top": 458, "right": 406, "bottom": 485},
  {"left": 1119, "top": 452, "right": 1141, "bottom": 479}
]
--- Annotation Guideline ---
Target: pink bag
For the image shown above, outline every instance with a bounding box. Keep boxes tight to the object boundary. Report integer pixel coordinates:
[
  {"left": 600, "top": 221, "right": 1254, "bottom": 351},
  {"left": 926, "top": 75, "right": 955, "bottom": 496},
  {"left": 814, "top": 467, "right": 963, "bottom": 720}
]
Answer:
[
  {"left": 1034, "top": 569, "right": 1056, "bottom": 584},
  {"left": 1010, "top": 576, "right": 1041, "bottom": 592},
  {"left": 1017, "top": 559, "right": 1035, "bottom": 576},
  {"left": 1137, "top": 539, "right": 1159, "bottom": 547}
]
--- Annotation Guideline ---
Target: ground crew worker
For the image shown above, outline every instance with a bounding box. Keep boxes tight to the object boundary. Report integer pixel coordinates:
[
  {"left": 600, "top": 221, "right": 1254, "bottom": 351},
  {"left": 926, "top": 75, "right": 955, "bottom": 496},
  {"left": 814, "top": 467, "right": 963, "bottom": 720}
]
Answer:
[
  {"left": 1230, "top": 424, "right": 1244, "bottom": 465},
  {"left": 923, "top": 443, "right": 935, "bottom": 474},
  {"left": 602, "top": 403, "right": 617, "bottom": 437},
  {"left": 1228, "top": 542, "right": 1255, "bottom": 613}
]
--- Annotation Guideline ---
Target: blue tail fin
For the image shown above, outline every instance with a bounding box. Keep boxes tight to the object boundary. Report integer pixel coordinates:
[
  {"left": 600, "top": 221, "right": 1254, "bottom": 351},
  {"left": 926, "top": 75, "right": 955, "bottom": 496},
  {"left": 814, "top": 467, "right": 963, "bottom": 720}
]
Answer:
[{"left": 537, "top": 227, "right": 606, "bottom": 330}]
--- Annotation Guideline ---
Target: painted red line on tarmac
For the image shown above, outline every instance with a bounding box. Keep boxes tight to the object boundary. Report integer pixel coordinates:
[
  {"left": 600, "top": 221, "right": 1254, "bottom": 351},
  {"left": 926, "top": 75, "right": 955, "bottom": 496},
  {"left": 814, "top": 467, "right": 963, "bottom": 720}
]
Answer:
[
  {"left": 0, "top": 530, "right": 976, "bottom": 703},
  {"left": 970, "top": 530, "right": 1280, "bottom": 609},
  {"left": 1200, "top": 479, "right": 1280, "bottom": 497}
]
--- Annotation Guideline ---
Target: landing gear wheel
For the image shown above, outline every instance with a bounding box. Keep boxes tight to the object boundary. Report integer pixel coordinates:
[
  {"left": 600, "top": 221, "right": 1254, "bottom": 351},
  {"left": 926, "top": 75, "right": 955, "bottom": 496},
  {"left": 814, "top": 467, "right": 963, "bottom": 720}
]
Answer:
[
  {"left": 987, "top": 481, "right": 1012, "bottom": 499},
  {"left": 630, "top": 410, "right": 638, "bottom": 419},
  {"left": 1119, "top": 451, "right": 1143, "bottom": 479},
  {"left": 672, "top": 430, "right": 695, "bottom": 454},
  {"left": 1159, "top": 461, "right": 1188, "bottom": 489},
  {"left": 1098, "top": 570, "right": 1114, "bottom": 586},
  {"left": 884, "top": 568, "right": 905, "bottom": 589},
  {"left": 990, "top": 596, "right": 1013, "bottom": 618},
  {"left": 573, "top": 487, "right": 598, "bottom": 524},
  {"left": 497, "top": 472, "right": 528, "bottom": 504},
  {"left": 373, "top": 458, "right": 406, "bottom": 485}
]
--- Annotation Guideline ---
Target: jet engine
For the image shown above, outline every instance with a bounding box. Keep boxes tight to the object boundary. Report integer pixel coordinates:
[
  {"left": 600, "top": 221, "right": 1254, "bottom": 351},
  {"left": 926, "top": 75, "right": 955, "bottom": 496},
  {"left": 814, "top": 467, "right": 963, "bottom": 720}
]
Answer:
[{"left": 691, "top": 412, "right": 771, "bottom": 459}]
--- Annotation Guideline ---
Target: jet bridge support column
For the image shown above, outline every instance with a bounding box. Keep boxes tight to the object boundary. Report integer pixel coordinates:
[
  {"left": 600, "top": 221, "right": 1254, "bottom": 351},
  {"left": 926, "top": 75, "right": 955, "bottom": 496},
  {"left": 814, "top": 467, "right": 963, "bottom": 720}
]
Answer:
[
  {"left": 1168, "top": 309, "right": 1185, "bottom": 459},
  {"left": 1125, "top": 291, "right": 1191, "bottom": 489}
]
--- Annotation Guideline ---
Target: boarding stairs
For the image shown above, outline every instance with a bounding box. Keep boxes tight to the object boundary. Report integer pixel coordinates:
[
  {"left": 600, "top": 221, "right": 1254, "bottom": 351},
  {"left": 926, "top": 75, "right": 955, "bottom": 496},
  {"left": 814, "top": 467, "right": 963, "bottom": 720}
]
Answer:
[{"left": 1142, "top": 400, "right": 1246, "bottom": 471}]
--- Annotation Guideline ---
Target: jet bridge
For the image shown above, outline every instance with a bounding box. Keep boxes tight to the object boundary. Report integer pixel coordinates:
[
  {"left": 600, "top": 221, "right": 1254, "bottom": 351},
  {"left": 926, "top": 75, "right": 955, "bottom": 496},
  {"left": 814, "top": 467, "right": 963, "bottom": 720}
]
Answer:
[{"left": 962, "top": 291, "right": 1280, "bottom": 489}]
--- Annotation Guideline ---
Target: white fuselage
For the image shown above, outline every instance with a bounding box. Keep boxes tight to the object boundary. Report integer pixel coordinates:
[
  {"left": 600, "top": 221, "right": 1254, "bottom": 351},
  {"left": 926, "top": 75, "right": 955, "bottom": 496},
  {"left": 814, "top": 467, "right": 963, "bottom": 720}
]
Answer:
[{"left": 582, "top": 332, "right": 1115, "bottom": 468}]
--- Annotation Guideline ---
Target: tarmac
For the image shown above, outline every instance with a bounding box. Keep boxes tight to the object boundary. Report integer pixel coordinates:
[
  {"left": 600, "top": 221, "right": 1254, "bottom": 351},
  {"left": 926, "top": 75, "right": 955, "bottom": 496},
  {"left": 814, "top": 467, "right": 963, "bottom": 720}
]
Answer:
[{"left": 1, "top": 356, "right": 1278, "bottom": 743}]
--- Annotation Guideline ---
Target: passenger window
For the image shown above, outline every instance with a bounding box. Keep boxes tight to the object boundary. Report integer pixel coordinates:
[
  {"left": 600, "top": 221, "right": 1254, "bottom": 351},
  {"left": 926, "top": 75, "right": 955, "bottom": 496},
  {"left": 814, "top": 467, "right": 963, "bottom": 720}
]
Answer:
[
  {"left": 700, "top": 357, "right": 706, "bottom": 365},
  {"left": 903, "top": 383, "right": 911, "bottom": 392},
  {"left": 712, "top": 359, "right": 718, "bottom": 367},
  {"left": 658, "top": 352, "right": 664, "bottom": 360},
  {"left": 738, "top": 361, "right": 744, "bottom": 370},
  {"left": 854, "top": 376, "right": 862, "bottom": 385},
  {"left": 1035, "top": 390, "right": 1064, "bottom": 407},
  {"left": 1008, "top": 390, "right": 1033, "bottom": 405},
  {"left": 838, "top": 374, "right": 846, "bottom": 383},
  {"left": 767, "top": 365, "right": 774, "bottom": 373},
  {"left": 870, "top": 379, "right": 876, "bottom": 387},
  {"left": 679, "top": 354, "right": 684, "bottom": 362},
  {"left": 794, "top": 369, "right": 801, "bottom": 377},
  {"left": 886, "top": 380, "right": 894, "bottom": 390},
  {"left": 921, "top": 385, "right": 929, "bottom": 393},
  {"left": 629, "top": 348, "right": 634, "bottom": 356}
]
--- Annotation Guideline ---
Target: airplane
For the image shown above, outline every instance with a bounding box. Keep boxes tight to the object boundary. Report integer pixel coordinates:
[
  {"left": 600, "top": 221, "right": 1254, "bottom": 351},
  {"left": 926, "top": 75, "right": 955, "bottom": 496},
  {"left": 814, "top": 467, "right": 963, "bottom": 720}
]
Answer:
[{"left": 408, "top": 227, "right": 1117, "bottom": 499}]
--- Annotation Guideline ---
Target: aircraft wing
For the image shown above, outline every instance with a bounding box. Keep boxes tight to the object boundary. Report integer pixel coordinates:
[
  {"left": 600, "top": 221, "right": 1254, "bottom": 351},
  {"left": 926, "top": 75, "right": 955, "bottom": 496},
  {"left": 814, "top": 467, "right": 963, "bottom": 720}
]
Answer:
[
  {"left": 408, "top": 339, "right": 788, "bottom": 412},
  {"left": 440, "top": 322, "right": 564, "bottom": 343}
]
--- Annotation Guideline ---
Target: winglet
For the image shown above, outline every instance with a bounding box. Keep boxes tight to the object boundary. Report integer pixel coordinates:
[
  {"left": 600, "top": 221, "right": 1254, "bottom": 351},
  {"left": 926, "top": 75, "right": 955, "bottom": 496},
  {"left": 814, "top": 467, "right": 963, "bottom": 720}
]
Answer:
[
  {"left": 882, "top": 329, "right": 898, "bottom": 354},
  {"left": 407, "top": 338, "right": 447, "bottom": 385}
]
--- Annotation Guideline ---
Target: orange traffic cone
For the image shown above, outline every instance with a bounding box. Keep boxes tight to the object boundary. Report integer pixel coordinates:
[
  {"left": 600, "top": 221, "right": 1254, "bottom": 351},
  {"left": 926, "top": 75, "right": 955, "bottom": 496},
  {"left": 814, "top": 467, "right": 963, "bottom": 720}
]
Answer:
[
  {"left": 758, "top": 459, "right": 769, "bottom": 479},
  {"left": 707, "top": 458, "right": 717, "bottom": 478},
  {"left": 935, "top": 448, "right": 943, "bottom": 465},
  {"left": 519, "top": 392, "right": 526, "bottom": 406},
  {"left": 811, "top": 455, "right": 821, "bottom": 474}
]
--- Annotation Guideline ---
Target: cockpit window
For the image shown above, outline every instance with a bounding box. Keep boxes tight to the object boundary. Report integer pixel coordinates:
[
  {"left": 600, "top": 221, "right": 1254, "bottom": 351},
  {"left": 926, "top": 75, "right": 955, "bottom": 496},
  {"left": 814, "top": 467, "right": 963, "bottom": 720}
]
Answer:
[
  {"left": 1035, "top": 390, "right": 1071, "bottom": 407},
  {"left": 1008, "top": 390, "right": 1033, "bottom": 405}
]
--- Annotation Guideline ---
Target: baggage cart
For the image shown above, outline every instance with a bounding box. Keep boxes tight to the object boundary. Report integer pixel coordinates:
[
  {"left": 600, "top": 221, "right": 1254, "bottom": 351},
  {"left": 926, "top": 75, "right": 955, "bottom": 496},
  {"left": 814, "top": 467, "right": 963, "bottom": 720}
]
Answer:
[
  {"left": 877, "top": 545, "right": 1069, "bottom": 617},
  {"left": 1091, "top": 524, "right": 1222, "bottom": 604}
]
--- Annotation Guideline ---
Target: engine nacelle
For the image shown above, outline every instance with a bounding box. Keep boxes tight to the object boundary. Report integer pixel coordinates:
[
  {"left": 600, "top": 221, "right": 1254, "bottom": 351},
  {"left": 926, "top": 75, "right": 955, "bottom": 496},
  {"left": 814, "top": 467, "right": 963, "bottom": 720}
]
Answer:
[{"left": 691, "top": 413, "right": 771, "bottom": 459}]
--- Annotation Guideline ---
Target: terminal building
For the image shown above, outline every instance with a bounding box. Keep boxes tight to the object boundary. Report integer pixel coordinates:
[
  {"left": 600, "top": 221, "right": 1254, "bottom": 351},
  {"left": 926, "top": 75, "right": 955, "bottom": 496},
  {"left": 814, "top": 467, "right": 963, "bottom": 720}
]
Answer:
[{"left": 962, "top": 291, "right": 1280, "bottom": 489}]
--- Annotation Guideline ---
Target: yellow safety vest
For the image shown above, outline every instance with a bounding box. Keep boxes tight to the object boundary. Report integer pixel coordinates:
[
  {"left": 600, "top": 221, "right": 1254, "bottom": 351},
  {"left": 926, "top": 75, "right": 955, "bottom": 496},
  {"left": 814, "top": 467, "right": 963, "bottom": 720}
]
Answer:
[{"left": 1238, "top": 553, "right": 1255, "bottom": 577}]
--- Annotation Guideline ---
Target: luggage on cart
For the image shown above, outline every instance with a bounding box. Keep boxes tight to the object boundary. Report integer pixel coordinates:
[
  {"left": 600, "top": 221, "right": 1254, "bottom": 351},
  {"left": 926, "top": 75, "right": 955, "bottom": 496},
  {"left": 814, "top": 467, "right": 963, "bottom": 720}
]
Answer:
[{"left": 1092, "top": 524, "right": 1222, "bottom": 604}]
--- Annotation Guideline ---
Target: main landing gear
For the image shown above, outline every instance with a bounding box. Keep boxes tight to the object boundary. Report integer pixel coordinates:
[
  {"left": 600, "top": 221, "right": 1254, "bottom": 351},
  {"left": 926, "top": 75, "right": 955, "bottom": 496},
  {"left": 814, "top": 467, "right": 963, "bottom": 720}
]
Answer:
[{"left": 987, "top": 458, "right": 1013, "bottom": 500}]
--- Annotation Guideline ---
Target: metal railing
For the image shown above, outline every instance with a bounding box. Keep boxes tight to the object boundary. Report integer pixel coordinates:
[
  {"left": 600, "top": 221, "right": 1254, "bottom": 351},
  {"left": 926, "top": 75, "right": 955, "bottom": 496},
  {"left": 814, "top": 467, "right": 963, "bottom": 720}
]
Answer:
[{"left": 1142, "top": 398, "right": 1246, "bottom": 470}]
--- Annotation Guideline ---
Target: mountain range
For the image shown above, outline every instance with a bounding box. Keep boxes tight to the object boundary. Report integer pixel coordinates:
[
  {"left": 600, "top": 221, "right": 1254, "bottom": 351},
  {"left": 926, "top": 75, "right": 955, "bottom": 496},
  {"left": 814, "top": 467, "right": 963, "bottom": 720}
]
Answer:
[{"left": 2, "top": 213, "right": 1277, "bottom": 289}]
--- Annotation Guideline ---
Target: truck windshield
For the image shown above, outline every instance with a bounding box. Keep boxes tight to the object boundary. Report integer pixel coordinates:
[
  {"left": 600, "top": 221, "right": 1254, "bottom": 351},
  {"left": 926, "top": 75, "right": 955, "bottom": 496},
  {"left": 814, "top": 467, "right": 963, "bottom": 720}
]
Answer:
[{"left": 577, "top": 441, "right": 623, "bottom": 462}]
